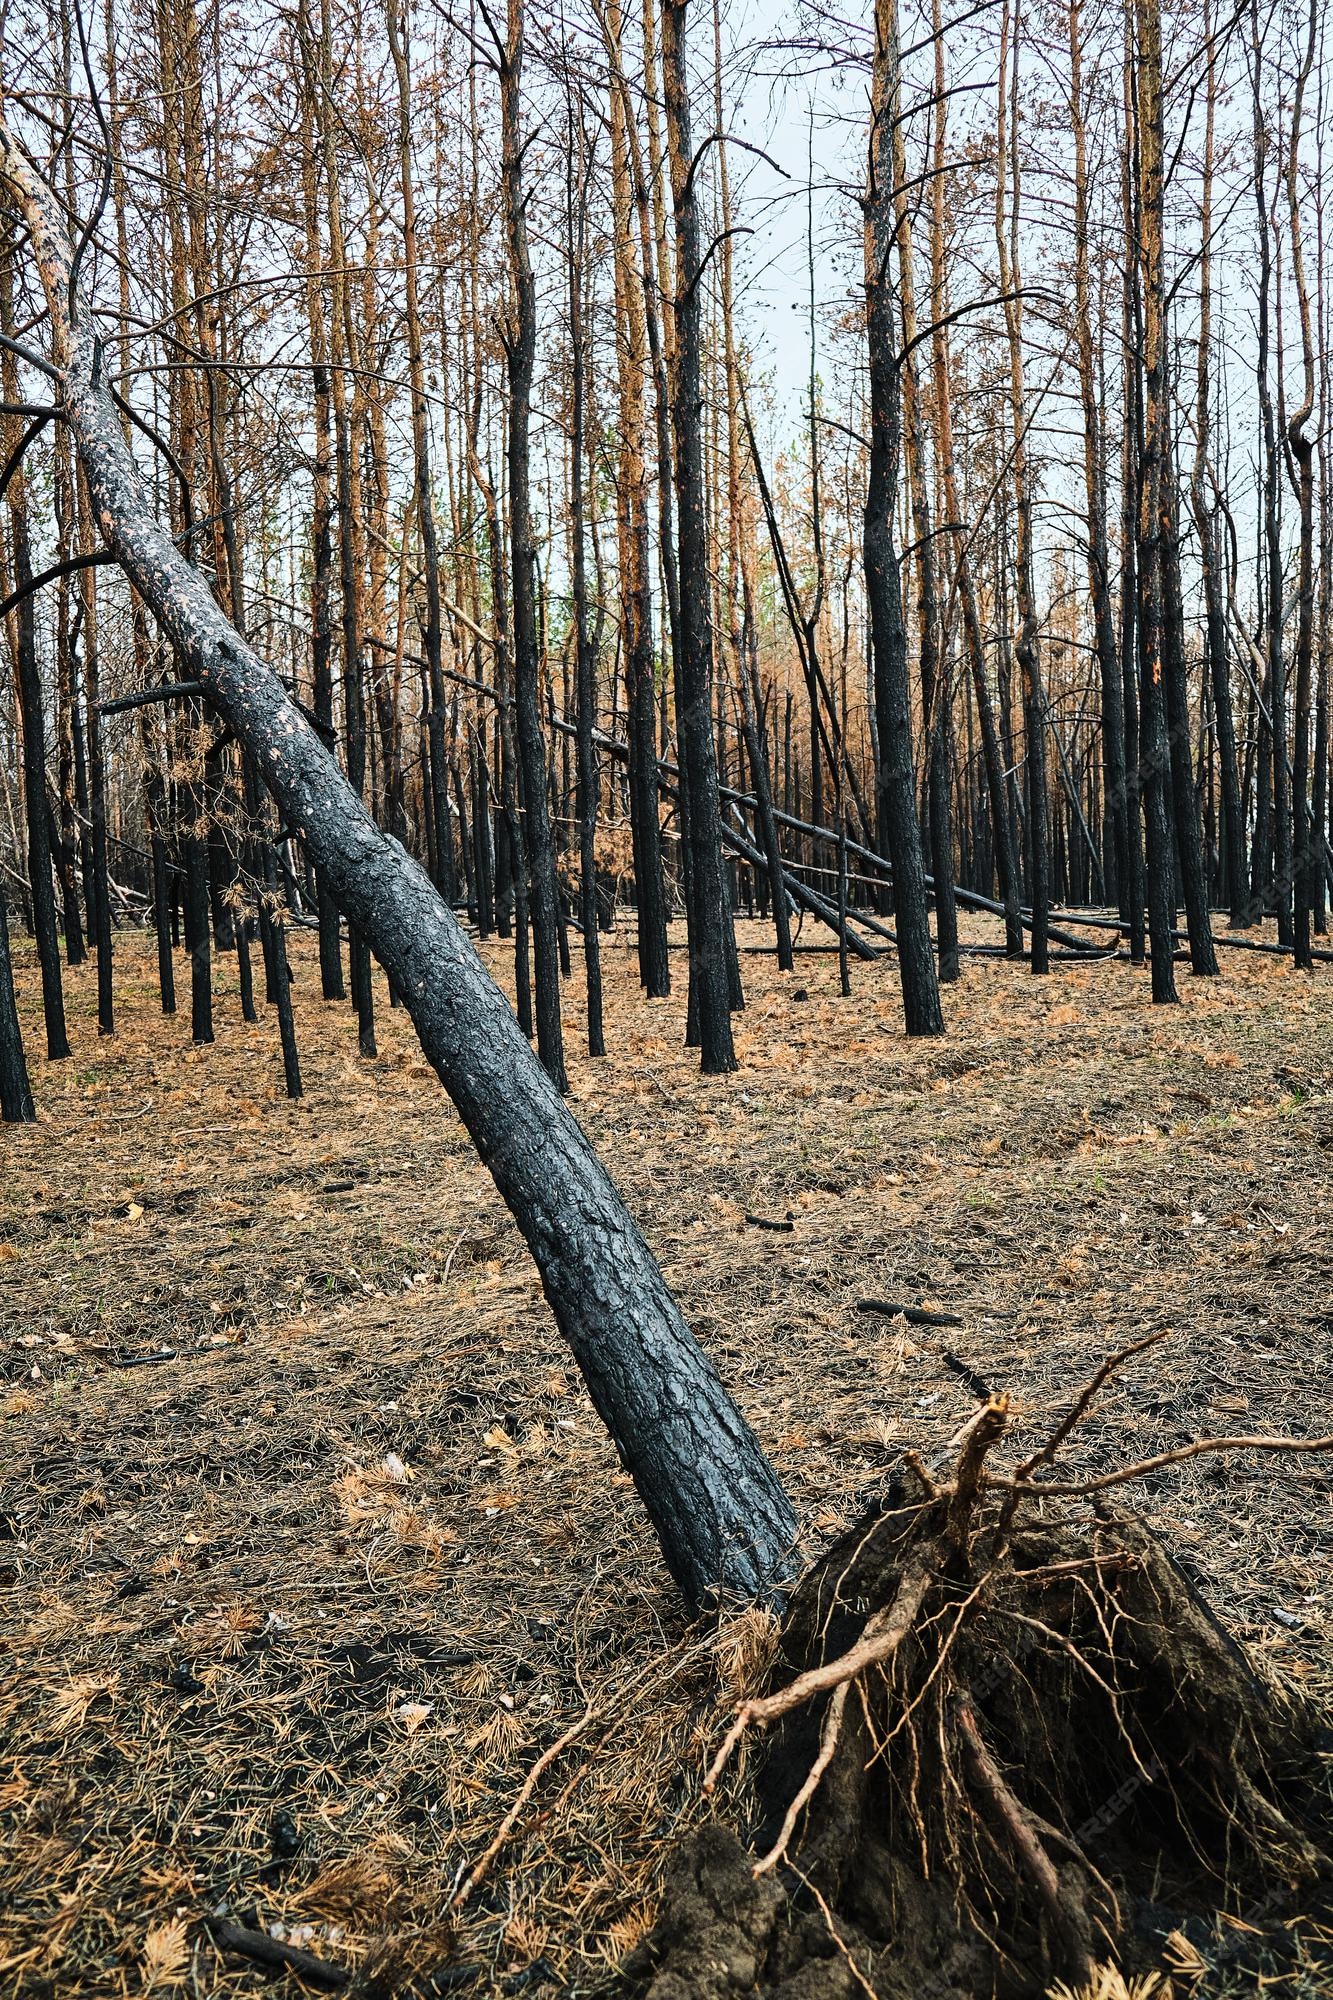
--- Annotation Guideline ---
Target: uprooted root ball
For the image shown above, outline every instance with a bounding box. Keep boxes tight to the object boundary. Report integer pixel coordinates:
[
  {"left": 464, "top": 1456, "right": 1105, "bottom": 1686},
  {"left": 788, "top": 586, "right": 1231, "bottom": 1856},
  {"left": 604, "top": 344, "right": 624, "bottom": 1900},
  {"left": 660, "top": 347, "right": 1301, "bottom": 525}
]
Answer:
[{"left": 628, "top": 1404, "right": 1331, "bottom": 2000}]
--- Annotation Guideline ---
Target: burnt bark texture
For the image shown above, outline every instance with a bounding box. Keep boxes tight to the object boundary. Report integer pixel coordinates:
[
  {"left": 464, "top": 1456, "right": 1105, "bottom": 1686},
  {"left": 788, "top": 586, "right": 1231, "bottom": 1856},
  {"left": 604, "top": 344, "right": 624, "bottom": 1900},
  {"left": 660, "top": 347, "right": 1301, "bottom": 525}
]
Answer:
[
  {"left": 0, "top": 125, "right": 794, "bottom": 1610},
  {"left": 863, "top": 0, "right": 943, "bottom": 1037},
  {"left": 663, "top": 0, "right": 739, "bottom": 1073},
  {"left": 501, "top": 0, "right": 568, "bottom": 1093},
  {"left": 0, "top": 880, "right": 34, "bottom": 1121}
]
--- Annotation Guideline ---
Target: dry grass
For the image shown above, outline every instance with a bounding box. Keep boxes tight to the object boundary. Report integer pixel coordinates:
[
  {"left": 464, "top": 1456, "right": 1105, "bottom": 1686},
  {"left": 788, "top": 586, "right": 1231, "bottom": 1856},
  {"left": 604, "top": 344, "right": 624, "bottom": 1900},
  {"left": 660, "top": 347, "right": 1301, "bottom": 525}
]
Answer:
[{"left": 0, "top": 916, "right": 1330, "bottom": 1996}]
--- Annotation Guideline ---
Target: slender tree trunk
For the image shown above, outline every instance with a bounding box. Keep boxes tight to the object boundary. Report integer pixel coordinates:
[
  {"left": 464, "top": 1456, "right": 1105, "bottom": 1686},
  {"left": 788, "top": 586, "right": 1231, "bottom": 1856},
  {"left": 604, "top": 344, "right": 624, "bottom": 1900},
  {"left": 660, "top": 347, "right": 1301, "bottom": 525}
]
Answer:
[
  {"left": 602, "top": 0, "right": 671, "bottom": 996},
  {"left": 1189, "top": 0, "right": 1247, "bottom": 926},
  {"left": 566, "top": 88, "right": 604, "bottom": 1056},
  {"left": 864, "top": 0, "right": 943, "bottom": 1035},
  {"left": 1133, "top": 0, "right": 1180, "bottom": 1001},
  {"left": 385, "top": 0, "right": 453, "bottom": 898},
  {"left": 1070, "top": 0, "right": 1127, "bottom": 913},
  {"left": 76, "top": 478, "right": 116, "bottom": 1030},
  {"left": 1284, "top": 0, "right": 1318, "bottom": 968},
  {"left": 892, "top": 90, "right": 958, "bottom": 981},
  {"left": 662, "top": 0, "right": 738, "bottom": 1071},
  {"left": 500, "top": 0, "right": 567, "bottom": 1091},
  {"left": 9, "top": 505, "right": 71, "bottom": 1060},
  {"left": 1161, "top": 452, "right": 1218, "bottom": 973},
  {"left": 928, "top": 0, "right": 1021, "bottom": 954},
  {"left": 1250, "top": 0, "right": 1291, "bottom": 940},
  {"left": 995, "top": 0, "right": 1050, "bottom": 973},
  {"left": 0, "top": 878, "right": 34, "bottom": 1121}
]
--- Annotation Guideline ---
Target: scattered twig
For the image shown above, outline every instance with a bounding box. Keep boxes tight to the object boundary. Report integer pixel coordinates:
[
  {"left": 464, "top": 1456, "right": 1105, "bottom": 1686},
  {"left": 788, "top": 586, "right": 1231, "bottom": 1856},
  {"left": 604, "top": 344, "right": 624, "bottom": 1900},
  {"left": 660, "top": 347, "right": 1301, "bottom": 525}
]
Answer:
[
  {"left": 439, "top": 1229, "right": 469, "bottom": 1285},
  {"left": 995, "top": 1328, "right": 1172, "bottom": 1543},
  {"left": 939, "top": 1348, "right": 992, "bottom": 1399},
  {"left": 989, "top": 1432, "right": 1333, "bottom": 1500},
  {"left": 856, "top": 1299, "right": 964, "bottom": 1327},
  {"left": 206, "top": 1919, "right": 350, "bottom": 1991},
  {"left": 445, "top": 1702, "right": 598, "bottom": 1915}
]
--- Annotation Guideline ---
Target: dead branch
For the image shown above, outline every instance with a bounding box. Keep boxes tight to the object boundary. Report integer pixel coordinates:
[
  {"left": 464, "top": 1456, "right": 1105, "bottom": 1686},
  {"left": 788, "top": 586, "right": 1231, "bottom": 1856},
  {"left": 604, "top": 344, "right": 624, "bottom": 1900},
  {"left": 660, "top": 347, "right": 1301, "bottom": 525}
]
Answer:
[
  {"left": 989, "top": 1431, "right": 1333, "bottom": 1499},
  {"left": 445, "top": 1701, "right": 597, "bottom": 1915},
  {"left": 946, "top": 1394, "right": 1010, "bottom": 1549},
  {"left": 207, "top": 1921, "right": 350, "bottom": 1991}
]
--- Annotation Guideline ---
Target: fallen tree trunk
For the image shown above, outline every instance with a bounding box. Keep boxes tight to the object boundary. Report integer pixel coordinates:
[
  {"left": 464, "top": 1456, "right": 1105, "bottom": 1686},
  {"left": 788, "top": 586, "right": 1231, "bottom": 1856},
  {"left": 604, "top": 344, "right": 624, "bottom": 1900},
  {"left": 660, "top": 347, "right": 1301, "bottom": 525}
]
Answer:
[
  {"left": 0, "top": 120, "right": 796, "bottom": 1610},
  {"left": 719, "top": 808, "right": 880, "bottom": 962}
]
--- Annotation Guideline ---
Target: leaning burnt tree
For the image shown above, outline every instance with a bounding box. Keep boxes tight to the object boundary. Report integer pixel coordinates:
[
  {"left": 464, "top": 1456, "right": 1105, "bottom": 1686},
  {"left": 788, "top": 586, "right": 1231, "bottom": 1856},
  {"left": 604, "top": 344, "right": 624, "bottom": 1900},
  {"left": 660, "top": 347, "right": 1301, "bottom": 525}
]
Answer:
[{"left": 0, "top": 116, "right": 794, "bottom": 1610}]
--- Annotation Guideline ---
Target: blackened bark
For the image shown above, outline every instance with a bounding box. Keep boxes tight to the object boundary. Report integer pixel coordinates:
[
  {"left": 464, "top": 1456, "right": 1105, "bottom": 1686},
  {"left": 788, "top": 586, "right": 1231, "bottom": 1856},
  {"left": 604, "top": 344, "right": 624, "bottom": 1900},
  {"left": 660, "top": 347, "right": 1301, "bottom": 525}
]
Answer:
[
  {"left": 1134, "top": 0, "right": 1178, "bottom": 1001},
  {"left": 863, "top": 0, "right": 943, "bottom": 1037},
  {"left": 48, "top": 794, "right": 84, "bottom": 966},
  {"left": 384, "top": 0, "right": 451, "bottom": 902},
  {"left": 310, "top": 364, "right": 345, "bottom": 1002},
  {"left": 568, "top": 124, "right": 605, "bottom": 1058},
  {"left": 662, "top": 0, "right": 738, "bottom": 1073},
  {"left": 237, "top": 909, "right": 257, "bottom": 1023},
  {"left": 501, "top": 0, "right": 567, "bottom": 1093},
  {"left": 1137, "top": 509, "right": 1178, "bottom": 1002},
  {"left": 12, "top": 517, "right": 70, "bottom": 1059},
  {"left": 1196, "top": 506, "right": 1246, "bottom": 922},
  {"left": 1161, "top": 464, "right": 1217, "bottom": 974},
  {"left": 628, "top": 611, "right": 671, "bottom": 994},
  {"left": 0, "top": 880, "right": 34, "bottom": 1121},
  {"left": 142, "top": 721, "right": 177, "bottom": 1012},
  {"left": 470, "top": 736, "right": 495, "bottom": 937},
  {"left": 351, "top": 928, "right": 376, "bottom": 1058},
  {"left": 604, "top": 0, "right": 671, "bottom": 999},
  {"left": 1251, "top": 37, "right": 1291, "bottom": 941},
  {"left": 738, "top": 591, "right": 793, "bottom": 971},
  {"left": 837, "top": 817, "right": 851, "bottom": 997},
  {"left": 901, "top": 365, "right": 958, "bottom": 981},
  {"left": 272, "top": 914, "right": 302, "bottom": 1098},
  {"left": 969, "top": 613, "right": 1022, "bottom": 956},
  {"left": 1016, "top": 634, "right": 1049, "bottom": 975},
  {"left": 183, "top": 800, "right": 214, "bottom": 1044},
  {"left": 1120, "top": 351, "right": 1146, "bottom": 964}
]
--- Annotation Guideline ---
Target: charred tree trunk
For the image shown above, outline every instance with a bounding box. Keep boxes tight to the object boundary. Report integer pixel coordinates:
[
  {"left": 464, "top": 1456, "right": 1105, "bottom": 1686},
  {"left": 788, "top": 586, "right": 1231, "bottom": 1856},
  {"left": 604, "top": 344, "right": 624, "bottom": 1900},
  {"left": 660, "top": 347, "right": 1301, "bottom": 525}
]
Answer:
[
  {"left": 610, "top": 162, "right": 672, "bottom": 1003},
  {"left": 2, "top": 127, "right": 795, "bottom": 1608},
  {"left": 662, "top": 0, "right": 739, "bottom": 1072},
  {"left": 10, "top": 510, "right": 71, "bottom": 1060},
  {"left": 863, "top": 0, "right": 943, "bottom": 1037},
  {"left": 1133, "top": 0, "right": 1179, "bottom": 1002},
  {"left": 1070, "top": 0, "right": 1127, "bottom": 913},
  {"left": 566, "top": 90, "right": 604, "bottom": 1057},
  {"left": 1161, "top": 448, "right": 1217, "bottom": 974},
  {"left": 500, "top": 0, "right": 567, "bottom": 1092},
  {"left": 1190, "top": 0, "right": 1247, "bottom": 927},
  {"left": 0, "top": 878, "right": 34, "bottom": 1121},
  {"left": 928, "top": 0, "right": 1021, "bottom": 955},
  {"left": 1284, "top": 0, "right": 1318, "bottom": 969},
  {"left": 1250, "top": 6, "right": 1291, "bottom": 942}
]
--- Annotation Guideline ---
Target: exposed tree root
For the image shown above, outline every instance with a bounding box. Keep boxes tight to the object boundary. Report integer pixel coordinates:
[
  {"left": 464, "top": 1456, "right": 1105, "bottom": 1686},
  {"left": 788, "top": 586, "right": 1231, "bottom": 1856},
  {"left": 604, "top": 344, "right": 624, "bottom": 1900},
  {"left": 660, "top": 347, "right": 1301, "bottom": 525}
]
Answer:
[{"left": 628, "top": 1392, "right": 1332, "bottom": 1999}]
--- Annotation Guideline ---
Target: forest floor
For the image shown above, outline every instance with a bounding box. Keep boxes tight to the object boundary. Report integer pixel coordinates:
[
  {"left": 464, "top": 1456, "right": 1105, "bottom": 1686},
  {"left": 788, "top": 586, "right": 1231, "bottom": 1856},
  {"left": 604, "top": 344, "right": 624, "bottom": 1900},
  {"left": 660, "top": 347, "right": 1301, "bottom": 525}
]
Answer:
[{"left": 1, "top": 915, "right": 1331, "bottom": 1999}]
